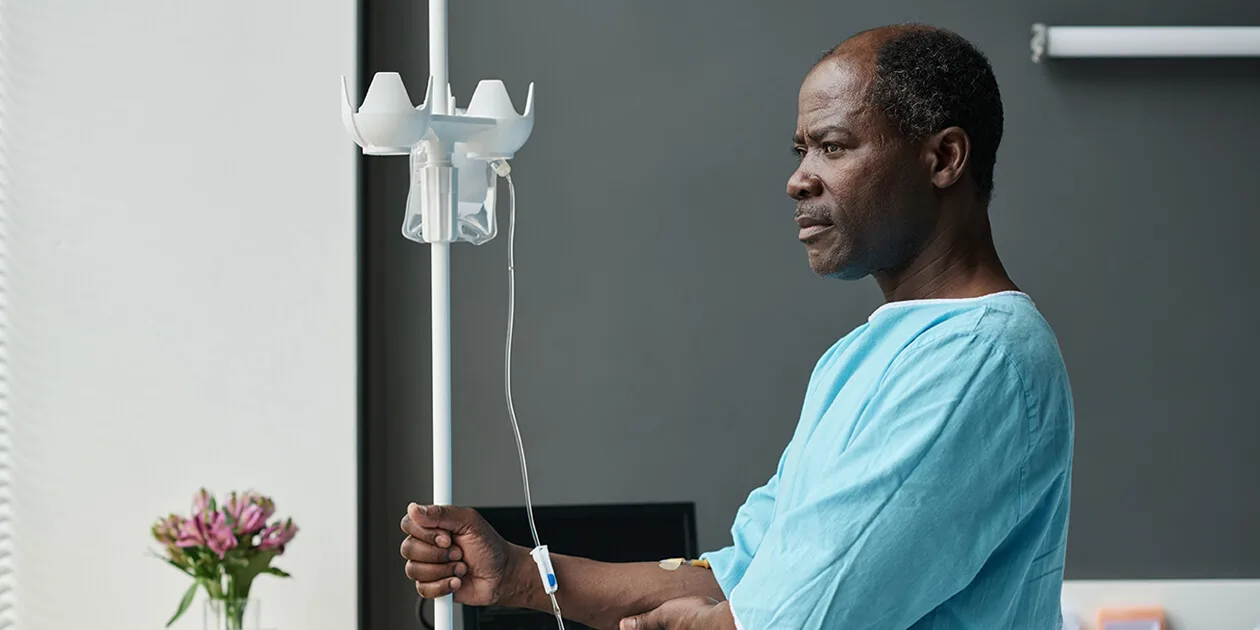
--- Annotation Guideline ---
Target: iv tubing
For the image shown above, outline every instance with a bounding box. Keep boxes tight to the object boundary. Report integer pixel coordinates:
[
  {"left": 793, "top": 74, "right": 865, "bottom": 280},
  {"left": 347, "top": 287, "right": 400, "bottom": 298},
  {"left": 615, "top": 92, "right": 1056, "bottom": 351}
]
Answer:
[{"left": 503, "top": 172, "right": 566, "bottom": 630}]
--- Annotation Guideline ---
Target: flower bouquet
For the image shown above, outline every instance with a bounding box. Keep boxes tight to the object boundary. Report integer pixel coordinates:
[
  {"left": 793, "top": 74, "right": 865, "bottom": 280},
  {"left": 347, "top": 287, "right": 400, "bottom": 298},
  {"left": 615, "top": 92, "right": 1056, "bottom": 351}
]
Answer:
[{"left": 152, "top": 489, "right": 299, "bottom": 629}]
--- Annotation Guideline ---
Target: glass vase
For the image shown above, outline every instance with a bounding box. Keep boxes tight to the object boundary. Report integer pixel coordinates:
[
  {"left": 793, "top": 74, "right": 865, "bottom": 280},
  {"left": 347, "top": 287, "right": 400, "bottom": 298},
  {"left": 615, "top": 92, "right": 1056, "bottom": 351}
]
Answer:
[{"left": 204, "top": 598, "right": 260, "bottom": 630}]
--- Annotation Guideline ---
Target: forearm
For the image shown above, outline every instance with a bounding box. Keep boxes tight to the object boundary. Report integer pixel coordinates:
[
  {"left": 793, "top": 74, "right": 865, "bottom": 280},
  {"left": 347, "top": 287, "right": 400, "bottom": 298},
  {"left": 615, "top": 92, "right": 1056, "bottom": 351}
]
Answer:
[{"left": 502, "top": 545, "right": 726, "bottom": 630}]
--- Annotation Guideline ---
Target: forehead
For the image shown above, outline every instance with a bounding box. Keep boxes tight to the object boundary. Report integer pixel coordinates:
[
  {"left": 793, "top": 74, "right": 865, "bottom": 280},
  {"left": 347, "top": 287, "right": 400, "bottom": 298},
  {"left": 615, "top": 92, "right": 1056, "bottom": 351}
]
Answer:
[{"left": 796, "top": 57, "right": 875, "bottom": 131}]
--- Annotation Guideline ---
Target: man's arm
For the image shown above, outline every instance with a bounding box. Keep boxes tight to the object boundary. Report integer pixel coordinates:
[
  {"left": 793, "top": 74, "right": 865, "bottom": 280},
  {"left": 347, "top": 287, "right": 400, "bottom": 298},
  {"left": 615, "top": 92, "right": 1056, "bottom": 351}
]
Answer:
[
  {"left": 401, "top": 504, "right": 725, "bottom": 630},
  {"left": 506, "top": 455, "right": 786, "bottom": 630},
  {"left": 504, "top": 548, "right": 727, "bottom": 630}
]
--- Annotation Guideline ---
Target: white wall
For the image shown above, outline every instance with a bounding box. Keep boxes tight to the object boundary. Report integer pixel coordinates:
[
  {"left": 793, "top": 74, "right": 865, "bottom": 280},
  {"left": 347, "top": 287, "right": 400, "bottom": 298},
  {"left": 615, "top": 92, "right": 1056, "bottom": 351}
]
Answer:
[{"left": 5, "top": 1, "right": 358, "bottom": 629}]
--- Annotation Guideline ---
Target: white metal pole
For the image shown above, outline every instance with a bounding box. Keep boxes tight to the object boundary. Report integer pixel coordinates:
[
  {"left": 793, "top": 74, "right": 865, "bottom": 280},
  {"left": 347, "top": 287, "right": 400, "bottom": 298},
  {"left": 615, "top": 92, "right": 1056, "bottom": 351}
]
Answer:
[
  {"left": 430, "top": 0, "right": 449, "bottom": 116},
  {"left": 429, "top": 0, "right": 453, "bottom": 629},
  {"left": 431, "top": 241, "right": 453, "bottom": 630}
]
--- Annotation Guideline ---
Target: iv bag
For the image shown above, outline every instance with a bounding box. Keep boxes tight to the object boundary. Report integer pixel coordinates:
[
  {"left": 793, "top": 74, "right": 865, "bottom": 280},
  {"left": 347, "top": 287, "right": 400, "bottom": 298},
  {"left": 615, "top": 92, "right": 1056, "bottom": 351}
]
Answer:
[
  {"left": 452, "top": 147, "right": 497, "bottom": 245},
  {"left": 402, "top": 145, "right": 498, "bottom": 245}
]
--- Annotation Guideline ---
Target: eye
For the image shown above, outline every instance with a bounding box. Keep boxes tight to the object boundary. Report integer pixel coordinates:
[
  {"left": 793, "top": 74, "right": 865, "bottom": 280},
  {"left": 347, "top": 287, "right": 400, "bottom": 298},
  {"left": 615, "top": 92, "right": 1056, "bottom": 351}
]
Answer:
[
  {"left": 792, "top": 146, "right": 807, "bottom": 160},
  {"left": 822, "top": 143, "right": 844, "bottom": 155}
]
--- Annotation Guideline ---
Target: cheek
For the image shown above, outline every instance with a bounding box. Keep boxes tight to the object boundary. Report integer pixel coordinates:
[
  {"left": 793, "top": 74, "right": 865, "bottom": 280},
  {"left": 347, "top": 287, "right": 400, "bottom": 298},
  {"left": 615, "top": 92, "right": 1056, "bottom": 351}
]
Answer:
[
  {"left": 826, "top": 151, "right": 887, "bottom": 199},
  {"left": 838, "top": 155, "right": 923, "bottom": 226},
  {"left": 813, "top": 156, "right": 918, "bottom": 271},
  {"left": 820, "top": 166, "right": 881, "bottom": 234}
]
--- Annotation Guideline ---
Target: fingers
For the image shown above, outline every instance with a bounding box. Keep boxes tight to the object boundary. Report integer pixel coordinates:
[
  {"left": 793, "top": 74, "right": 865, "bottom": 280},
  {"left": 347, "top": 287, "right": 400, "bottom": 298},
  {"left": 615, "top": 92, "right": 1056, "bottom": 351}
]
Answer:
[
  {"left": 405, "top": 559, "right": 468, "bottom": 583},
  {"left": 406, "top": 502, "right": 476, "bottom": 533},
  {"left": 620, "top": 596, "right": 722, "bottom": 630},
  {"left": 400, "top": 515, "right": 453, "bottom": 549},
  {"left": 415, "top": 576, "right": 463, "bottom": 599},
  {"left": 400, "top": 536, "right": 463, "bottom": 563},
  {"left": 619, "top": 610, "right": 663, "bottom": 630},
  {"left": 400, "top": 502, "right": 480, "bottom": 603}
]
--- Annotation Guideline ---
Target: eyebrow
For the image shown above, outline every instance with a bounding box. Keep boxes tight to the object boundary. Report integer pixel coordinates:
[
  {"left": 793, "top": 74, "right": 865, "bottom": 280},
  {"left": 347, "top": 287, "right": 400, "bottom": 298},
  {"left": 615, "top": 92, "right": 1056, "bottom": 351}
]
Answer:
[{"left": 792, "top": 124, "right": 854, "bottom": 145}]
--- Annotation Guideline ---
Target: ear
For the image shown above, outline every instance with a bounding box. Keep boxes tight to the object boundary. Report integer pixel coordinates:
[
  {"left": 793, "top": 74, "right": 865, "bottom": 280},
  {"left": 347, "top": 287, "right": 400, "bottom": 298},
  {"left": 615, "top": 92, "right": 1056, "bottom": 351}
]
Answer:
[{"left": 925, "top": 126, "right": 970, "bottom": 191}]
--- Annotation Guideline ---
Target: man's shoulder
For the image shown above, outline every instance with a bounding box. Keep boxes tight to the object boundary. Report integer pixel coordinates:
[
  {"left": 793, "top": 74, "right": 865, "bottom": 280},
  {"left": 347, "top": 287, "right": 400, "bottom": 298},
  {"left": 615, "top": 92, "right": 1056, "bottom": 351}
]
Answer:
[
  {"left": 813, "top": 292, "right": 1073, "bottom": 411},
  {"left": 894, "top": 294, "right": 1074, "bottom": 443},
  {"left": 894, "top": 293, "right": 1067, "bottom": 381}
]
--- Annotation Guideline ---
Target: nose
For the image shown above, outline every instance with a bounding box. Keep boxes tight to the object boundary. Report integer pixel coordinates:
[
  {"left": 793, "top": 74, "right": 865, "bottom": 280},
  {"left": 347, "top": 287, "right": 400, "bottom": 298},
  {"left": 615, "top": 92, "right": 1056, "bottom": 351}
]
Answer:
[{"left": 787, "top": 166, "right": 823, "bottom": 201}]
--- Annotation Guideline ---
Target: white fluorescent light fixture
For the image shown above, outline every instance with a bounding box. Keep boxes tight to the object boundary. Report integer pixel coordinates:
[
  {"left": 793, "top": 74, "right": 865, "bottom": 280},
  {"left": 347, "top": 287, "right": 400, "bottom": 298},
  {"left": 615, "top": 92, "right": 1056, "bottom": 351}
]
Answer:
[{"left": 1031, "top": 24, "right": 1260, "bottom": 62}]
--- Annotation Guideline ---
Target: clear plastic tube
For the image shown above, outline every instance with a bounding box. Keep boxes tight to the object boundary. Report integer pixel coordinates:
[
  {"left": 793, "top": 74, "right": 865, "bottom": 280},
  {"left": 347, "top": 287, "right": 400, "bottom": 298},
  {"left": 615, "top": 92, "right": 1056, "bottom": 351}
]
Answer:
[{"left": 502, "top": 171, "right": 565, "bottom": 630}]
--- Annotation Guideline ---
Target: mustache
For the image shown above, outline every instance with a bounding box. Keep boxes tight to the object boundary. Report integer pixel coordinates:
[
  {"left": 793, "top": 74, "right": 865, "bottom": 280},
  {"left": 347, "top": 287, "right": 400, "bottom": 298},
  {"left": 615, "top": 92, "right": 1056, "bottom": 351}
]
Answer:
[{"left": 794, "top": 204, "right": 833, "bottom": 222}]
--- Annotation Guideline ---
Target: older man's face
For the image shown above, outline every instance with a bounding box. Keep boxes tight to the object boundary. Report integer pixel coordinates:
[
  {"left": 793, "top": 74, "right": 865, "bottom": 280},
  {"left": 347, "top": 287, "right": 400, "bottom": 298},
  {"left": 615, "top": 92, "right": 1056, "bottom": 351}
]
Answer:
[{"left": 788, "top": 55, "right": 934, "bottom": 280}]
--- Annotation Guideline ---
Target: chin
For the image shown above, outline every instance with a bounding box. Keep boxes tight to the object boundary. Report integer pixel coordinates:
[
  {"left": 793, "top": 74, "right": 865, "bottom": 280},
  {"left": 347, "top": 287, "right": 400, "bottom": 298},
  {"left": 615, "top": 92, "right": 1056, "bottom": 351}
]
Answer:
[{"left": 808, "top": 253, "right": 868, "bottom": 281}]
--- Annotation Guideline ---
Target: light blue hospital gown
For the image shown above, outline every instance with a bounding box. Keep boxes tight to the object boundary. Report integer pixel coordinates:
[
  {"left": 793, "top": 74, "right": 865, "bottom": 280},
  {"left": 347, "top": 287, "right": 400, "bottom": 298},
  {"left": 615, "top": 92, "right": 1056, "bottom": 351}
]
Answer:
[{"left": 702, "top": 291, "right": 1074, "bottom": 629}]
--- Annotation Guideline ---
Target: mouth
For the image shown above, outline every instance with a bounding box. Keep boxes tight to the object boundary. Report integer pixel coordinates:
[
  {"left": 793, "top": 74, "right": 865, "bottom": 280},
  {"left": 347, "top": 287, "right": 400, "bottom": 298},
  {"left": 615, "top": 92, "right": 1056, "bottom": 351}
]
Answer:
[
  {"left": 795, "top": 214, "right": 833, "bottom": 242},
  {"left": 798, "top": 224, "right": 833, "bottom": 241}
]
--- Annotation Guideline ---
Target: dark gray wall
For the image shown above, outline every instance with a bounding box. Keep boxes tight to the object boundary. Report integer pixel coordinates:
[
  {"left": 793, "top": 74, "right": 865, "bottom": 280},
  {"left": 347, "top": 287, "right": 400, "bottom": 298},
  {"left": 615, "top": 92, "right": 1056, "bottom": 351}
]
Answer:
[{"left": 362, "top": 1, "right": 1260, "bottom": 626}]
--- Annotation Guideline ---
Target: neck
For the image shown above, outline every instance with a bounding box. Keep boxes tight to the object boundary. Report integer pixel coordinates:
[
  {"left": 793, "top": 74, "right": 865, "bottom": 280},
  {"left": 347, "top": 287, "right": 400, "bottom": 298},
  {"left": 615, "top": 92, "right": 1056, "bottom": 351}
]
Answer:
[{"left": 872, "top": 205, "right": 1018, "bottom": 303}]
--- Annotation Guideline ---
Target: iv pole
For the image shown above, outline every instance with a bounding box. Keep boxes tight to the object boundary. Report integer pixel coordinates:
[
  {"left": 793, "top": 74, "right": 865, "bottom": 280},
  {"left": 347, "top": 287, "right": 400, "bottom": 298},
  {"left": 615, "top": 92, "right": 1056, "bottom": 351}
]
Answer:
[
  {"left": 428, "top": 0, "right": 454, "bottom": 627},
  {"left": 341, "top": 0, "right": 535, "bottom": 627}
]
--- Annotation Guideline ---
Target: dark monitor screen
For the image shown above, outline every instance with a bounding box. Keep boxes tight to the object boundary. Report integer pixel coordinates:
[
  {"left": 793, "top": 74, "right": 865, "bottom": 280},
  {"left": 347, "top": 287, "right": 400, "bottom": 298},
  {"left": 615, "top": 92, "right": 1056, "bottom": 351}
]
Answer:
[{"left": 463, "top": 502, "right": 698, "bottom": 630}]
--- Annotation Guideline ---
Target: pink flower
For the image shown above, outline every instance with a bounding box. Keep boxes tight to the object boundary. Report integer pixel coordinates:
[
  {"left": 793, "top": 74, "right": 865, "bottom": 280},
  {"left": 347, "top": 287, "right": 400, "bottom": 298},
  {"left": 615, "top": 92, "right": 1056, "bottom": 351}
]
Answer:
[
  {"left": 258, "top": 518, "right": 299, "bottom": 552},
  {"left": 226, "top": 491, "right": 274, "bottom": 535},
  {"left": 225, "top": 491, "right": 257, "bottom": 520},
  {"left": 151, "top": 514, "right": 183, "bottom": 545},
  {"left": 193, "top": 488, "right": 213, "bottom": 514},
  {"left": 175, "top": 517, "right": 202, "bottom": 547},
  {"left": 176, "top": 511, "right": 239, "bottom": 558},
  {"left": 236, "top": 504, "right": 271, "bottom": 536}
]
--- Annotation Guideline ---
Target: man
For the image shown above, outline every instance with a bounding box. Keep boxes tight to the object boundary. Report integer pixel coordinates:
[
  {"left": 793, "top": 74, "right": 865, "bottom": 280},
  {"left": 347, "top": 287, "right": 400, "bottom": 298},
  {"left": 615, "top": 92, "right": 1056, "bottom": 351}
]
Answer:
[{"left": 401, "top": 24, "right": 1074, "bottom": 630}]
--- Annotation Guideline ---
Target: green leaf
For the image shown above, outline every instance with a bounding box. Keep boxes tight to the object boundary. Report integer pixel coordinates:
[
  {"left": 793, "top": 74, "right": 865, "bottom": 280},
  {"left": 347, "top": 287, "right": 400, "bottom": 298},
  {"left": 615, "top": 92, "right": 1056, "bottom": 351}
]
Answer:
[
  {"left": 261, "top": 566, "right": 291, "bottom": 578},
  {"left": 163, "top": 557, "right": 195, "bottom": 576},
  {"left": 166, "top": 580, "right": 199, "bottom": 628},
  {"left": 223, "top": 550, "right": 280, "bottom": 598},
  {"left": 203, "top": 577, "right": 225, "bottom": 600},
  {"left": 222, "top": 553, "right": 250, "bottom": 571},
  {"left": 149, "top": 551, "right": 194, "bottom": 576}
]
